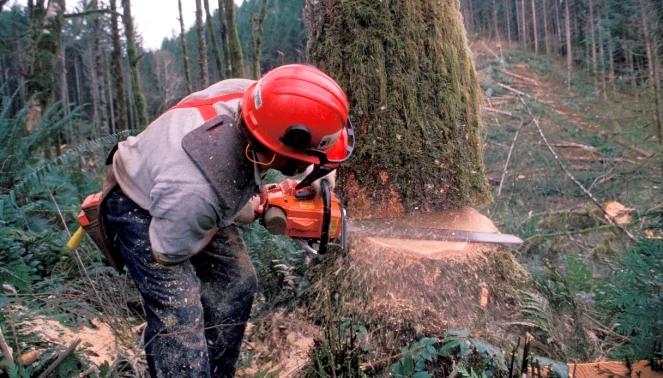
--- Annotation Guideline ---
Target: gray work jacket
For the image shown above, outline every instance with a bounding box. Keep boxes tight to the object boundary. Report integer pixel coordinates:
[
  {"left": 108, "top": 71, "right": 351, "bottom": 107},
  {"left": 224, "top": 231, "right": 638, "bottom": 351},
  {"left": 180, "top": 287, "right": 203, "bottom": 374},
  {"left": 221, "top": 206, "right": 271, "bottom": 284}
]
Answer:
[{"left": 112, "top": 79, "right": 258, "bottom": 263}]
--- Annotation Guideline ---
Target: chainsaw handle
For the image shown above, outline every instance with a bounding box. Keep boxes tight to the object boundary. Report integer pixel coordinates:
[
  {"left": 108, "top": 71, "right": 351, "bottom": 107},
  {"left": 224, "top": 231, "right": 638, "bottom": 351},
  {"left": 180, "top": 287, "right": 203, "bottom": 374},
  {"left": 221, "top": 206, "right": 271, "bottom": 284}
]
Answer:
[{"left": 318, "top": 178, "right": 331, "bottom": 254}]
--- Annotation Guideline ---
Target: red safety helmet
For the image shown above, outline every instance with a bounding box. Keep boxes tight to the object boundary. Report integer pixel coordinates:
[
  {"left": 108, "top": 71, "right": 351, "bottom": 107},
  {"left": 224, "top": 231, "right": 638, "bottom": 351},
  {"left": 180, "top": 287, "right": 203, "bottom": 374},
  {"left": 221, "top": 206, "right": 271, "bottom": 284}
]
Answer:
[{"left": 241, "top": 64, "right": 354, "bottom": 170}]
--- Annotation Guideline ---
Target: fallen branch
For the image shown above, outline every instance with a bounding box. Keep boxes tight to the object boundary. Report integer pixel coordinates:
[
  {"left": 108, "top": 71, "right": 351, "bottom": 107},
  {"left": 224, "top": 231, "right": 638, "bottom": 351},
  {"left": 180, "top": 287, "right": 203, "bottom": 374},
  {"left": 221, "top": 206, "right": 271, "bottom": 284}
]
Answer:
[
  {"left": 484, "top": 107, "right": 516, "bottom": 118},
  {"left": 499, "top": 68, "right": 540, "bottom": 86},
  {"left": 497, "top": 120, "right": 526, "bottom": 196},
  {"left": 520, "top": 97, "right": 636, "bottom": 241},
  {"left": 0, "top": 326, "right": 14, "bottom": 369},
  {"left": 550, "top": 142, "right": 598, "bottom": 152},
  {"left": 37, "top": 339, "right": 81, "bottom": 378}
]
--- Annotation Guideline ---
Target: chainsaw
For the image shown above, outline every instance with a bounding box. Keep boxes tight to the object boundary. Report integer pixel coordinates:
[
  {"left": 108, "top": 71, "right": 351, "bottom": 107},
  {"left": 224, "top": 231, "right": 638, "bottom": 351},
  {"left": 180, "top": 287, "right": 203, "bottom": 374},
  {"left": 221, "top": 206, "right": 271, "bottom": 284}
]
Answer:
[
  {"left": 67, "top": 179, "right": 523, "bottom": 265},
  {"left": 255, "top": 179, "right": 523, "bottom": 255}
]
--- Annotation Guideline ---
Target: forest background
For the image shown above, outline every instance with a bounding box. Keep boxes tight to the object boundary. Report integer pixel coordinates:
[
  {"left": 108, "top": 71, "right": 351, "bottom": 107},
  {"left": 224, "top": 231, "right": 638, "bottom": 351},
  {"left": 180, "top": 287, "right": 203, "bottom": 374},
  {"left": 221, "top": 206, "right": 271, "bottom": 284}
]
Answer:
[{"left": 0, "top": 0, "right": 662, "bottom": 376}]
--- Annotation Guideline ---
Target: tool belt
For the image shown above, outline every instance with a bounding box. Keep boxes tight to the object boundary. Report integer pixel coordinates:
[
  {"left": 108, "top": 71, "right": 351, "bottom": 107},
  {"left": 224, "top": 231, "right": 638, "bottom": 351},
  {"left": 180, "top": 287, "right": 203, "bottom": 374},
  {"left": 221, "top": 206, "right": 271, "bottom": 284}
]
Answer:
[{"left": 77, "top": 148, "right": 125, "bottom": 272}]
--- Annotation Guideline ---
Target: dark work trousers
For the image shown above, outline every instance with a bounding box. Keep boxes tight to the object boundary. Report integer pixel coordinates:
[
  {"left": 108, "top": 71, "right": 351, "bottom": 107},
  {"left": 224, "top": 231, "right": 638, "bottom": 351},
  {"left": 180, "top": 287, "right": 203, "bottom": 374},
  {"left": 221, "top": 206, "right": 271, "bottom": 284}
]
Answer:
[{"left": 103, "top": 187, "right": 257, "bottom": 378}]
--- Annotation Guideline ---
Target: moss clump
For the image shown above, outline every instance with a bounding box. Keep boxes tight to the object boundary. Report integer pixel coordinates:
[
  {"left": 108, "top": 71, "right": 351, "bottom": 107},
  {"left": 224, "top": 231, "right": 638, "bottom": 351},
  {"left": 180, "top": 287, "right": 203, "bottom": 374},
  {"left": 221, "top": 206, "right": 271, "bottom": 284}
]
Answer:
[{"left": 306, "top": 0, "right": 491, "bottom": 214}]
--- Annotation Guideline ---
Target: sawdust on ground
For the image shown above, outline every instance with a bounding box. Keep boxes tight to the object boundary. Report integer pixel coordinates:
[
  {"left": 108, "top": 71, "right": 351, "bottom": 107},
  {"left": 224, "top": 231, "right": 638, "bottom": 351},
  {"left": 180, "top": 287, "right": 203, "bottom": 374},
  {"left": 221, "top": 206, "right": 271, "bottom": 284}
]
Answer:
[
  {"left": 30, "top": 317, "right": 118, "bottom": 366},
  {"left": 238, "top": 310, "right": 319, "bottom": 377}
]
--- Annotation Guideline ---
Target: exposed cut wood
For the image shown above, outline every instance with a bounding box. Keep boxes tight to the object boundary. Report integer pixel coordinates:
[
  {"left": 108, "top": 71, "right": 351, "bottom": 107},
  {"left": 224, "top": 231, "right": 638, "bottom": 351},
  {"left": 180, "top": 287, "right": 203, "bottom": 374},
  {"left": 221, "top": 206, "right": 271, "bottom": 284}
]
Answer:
[
  {"left": 568, "top": 360, "right": 663, "bottom": 378},
  {"left": 308, "top": 208, "right": 531, "bottom": 356}
]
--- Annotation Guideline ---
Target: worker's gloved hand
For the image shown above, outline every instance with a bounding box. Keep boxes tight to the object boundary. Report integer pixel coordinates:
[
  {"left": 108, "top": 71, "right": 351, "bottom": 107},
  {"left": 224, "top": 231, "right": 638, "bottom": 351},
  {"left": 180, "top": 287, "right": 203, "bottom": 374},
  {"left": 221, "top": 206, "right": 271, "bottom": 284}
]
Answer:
[
  {"left": 234, "top": 195, "right": 261, "bottom": 224},
  {"left": 300, "top": 165, "right": 337, "bottom": 194}
]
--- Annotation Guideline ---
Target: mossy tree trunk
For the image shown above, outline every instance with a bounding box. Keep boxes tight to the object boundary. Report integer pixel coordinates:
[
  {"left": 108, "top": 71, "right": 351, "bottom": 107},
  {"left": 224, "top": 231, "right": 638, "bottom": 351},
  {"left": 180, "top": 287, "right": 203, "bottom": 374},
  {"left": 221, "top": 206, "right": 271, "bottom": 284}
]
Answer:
[
  {"left": 24, "top": 0, "right": 65, "bottom": 132},
  {"left": 195, "top": 0, "right": 209, "bottom": 88},
  {"left": 217, "top": 0, "right": 232, "bottom": 78},
  {"left": 178, "top": 0, "right": 193, "bottom": 93},
  {"left": 305, "top": 0, "right": 490, "bottom": 218},
  {"left": 110, "top": 0, "right": 128, "bottom": 131},
  {"left": 204, "top": 0, "right": 225, "bottom": 81},
  {"left": 225, "top": 0, "right": 245, "bottom": 77},
  {"left": 250, "top": 0, "right": 267, "bottom": 79},
  {"left": 122, "top": 0, "right": 148, "bottom": 127}
]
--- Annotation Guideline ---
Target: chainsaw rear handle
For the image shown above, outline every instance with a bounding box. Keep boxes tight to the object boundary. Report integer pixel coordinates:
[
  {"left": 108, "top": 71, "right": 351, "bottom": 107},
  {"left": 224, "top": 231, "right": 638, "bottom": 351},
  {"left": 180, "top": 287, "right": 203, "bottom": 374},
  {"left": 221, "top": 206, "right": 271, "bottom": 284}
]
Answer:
[{"left": 318, "top": 178, "right": 331, "bottom": 254}]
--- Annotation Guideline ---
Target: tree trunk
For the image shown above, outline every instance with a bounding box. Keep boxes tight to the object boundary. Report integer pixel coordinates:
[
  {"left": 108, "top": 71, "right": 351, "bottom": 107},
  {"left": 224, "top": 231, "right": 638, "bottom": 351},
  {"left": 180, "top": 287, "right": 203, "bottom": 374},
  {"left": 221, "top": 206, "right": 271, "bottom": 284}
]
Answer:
[
  {"left": 305, "top": 0, "right": 490, "bottom": 216},
  {"left": 565, "top": 0, "right": 572, "bottom": 90},
  {"left": 122, "top": 0, "right": 148, "bottom": 127},
  {"left": 92, "top": 0, "right": 108, "bottom": 132},
  {"left": 639, "top": 0, "right": 662, "bottom": 143},
  {"left": 24, "top": 0, "right": 66, "bottom": 131},
  {"left": 588, "top": 0, "right": 598, "bottom": 92},
  {"left": 178, "top": 0, "right": 193, "bottom": 93},
  {"left": 597, "top": 17, "right": 608, "bottom": 100},
  {"left": 543, "top": 0, "right": 551, "bottom": 56},
  {"left": 217, "top": 0, "right": 231, "bottom": 78},
  {"left": 301, "top": 1, "right": 530, "bottom": 372},
  {"left": 251, "top": 0, "right": 267, "bottom": 79},
  {"left": 204, "top": 0, "right": 225, "bottom": 81},
  {"left": 531, "top": 0, "right": 538, "bottom": 54},
  {"left": 225, "top": 0, "right": 245, "bottom": 77},
  {"left": 554, "top": 0, "right": 562, "bottom": 55},
  {"left": 195, "top": 0, "right": 209, "bottom": 88},
  {"left": 491, "top": 0, "right": 500, "bottom": 41},
  {"left": 110, "top": 0, "right": 128, "bottom": 130},
  {"left": 505, "top": 0, "right": 512, "bottom": 47},
  {"left": 520, "top": 0, "right": 527, "bottom": 48}
]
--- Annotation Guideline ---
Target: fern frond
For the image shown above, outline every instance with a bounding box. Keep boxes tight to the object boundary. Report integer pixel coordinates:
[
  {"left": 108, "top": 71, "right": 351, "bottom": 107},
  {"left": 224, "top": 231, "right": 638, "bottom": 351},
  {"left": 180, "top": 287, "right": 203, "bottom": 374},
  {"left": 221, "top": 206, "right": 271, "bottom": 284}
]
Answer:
[{"left": 11, "top": 130, "right": 131, "bottom": 196}]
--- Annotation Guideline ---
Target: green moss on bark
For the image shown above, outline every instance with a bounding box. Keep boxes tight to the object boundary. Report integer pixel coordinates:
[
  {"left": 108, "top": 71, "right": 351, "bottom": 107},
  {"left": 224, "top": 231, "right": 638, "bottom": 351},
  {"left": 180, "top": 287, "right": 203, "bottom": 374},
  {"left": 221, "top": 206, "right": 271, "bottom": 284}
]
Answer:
[{"left": 306, "top": 0, "right": 490, "bottom": 213}]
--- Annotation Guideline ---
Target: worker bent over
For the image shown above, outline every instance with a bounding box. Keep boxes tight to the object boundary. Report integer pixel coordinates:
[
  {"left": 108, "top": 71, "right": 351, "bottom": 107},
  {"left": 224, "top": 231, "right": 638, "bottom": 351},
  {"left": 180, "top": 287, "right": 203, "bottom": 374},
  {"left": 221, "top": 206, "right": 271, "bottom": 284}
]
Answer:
[{"left": 102, "top": 65, "right": 353, "bottom": 377}]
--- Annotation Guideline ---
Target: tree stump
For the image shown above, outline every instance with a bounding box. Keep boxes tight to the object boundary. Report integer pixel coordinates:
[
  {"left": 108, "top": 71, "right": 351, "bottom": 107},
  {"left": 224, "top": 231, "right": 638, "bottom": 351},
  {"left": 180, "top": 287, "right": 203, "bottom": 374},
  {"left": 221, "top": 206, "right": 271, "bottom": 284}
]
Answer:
[{"left": 307, "top": 208, "right": 531, "bottom": 353}]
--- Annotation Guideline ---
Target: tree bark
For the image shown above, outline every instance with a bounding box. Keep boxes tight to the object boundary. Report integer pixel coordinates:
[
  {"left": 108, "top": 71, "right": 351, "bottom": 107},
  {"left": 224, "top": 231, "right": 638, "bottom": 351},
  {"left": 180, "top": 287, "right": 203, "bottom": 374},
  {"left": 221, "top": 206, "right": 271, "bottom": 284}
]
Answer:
[
  {"left": 639, "top": 0, "right": 663, "bottom": 143},
  {"left": 505, "top": 0, "right": 512, "bottom": 47},
  {"left": 565, "top": 0, "right": 572, "bottom": 90},
  {"left": 491, "top": 0, "right": 500, "bottom": 41},
  {"left": 204, "top": 0, "right": 225, "bottom": 82},
  {"left": 531, "top": 0, "right": 538, "bottom": 54},
  {"left": 195, "top": 0, "right": 209, "bottom": 88},
  {"left": 178, "top": 0, "right": 193, "bottom": 93},
  {"left": 520, "top": 0, "right": 527, "bottom": 48},
  {"left": 588, "top": 0, "right": 598, "bottom": 91},
  {"left": 92, "top": 0, "right": 108, "bottom": 132},
  {"left": 251, "top": 0, "right": 267, "bottom": 79},
  {"left": 122, "top": 0, "right": 148, "bottom": 127},
  {"left": 542, "top": 0, "right": 551, "bottom": 56},
  {"left": 110, "top": 0, "right": 128, "bottom": 130},
  {"left": 305, "top": 0, "right": 490, "bottom": 215},
  {"left": 24, "top": 0, "right": 66, "bottom": 131},
  {"left": 225, "top": 0, "right": 245, "bottom": 77},
  {"left": 217, "top": 0, "right": 231, "bottom": 78}
]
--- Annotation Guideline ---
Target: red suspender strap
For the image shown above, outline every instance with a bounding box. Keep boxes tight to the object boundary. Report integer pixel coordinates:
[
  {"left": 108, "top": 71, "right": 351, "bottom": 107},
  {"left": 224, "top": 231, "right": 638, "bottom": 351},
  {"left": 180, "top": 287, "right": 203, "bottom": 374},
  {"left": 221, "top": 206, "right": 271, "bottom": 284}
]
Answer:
[{"left": 170, "top": 92, "right": 244, "bottom": 121}]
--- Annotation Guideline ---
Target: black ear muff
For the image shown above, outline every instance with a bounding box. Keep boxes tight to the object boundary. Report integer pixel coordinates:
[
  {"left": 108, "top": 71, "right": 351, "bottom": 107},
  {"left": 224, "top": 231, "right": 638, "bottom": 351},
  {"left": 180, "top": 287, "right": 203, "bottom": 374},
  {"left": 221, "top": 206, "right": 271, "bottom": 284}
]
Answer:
[{"left": 282, "top": 125, "right": 311, "bottom": 150}]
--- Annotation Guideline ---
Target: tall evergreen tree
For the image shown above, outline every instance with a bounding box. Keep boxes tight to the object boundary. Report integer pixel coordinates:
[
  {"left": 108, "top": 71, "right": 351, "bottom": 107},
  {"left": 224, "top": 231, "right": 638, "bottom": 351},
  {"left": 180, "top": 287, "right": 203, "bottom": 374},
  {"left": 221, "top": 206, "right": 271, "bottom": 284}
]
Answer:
[
  {"left": 178, "top": 0, "right": 193, "bottom": 93},
  {"left": 122, "top": 0, "right": 148, "bottom": 127}
]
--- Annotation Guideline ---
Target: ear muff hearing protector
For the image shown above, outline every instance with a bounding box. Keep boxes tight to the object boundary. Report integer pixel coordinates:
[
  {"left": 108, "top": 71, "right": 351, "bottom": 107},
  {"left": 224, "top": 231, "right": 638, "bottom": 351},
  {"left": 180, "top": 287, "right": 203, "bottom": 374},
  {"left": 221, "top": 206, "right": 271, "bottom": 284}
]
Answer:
[{"left": 282, "top": 125, "right": 311, "bottom": 150}]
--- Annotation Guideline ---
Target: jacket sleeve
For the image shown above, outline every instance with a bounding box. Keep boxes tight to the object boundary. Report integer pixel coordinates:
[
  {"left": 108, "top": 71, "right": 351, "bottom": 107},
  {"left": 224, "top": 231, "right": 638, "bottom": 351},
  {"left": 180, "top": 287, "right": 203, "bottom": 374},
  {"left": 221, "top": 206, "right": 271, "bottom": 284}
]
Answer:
[{"left": 147, "top": 183, "right": 220, "bottom": 264}]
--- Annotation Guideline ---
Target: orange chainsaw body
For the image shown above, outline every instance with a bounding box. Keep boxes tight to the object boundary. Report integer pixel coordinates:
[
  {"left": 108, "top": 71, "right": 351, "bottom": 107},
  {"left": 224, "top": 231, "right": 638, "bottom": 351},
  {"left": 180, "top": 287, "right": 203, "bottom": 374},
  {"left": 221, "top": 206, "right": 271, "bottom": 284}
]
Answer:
[{"left": 257, "top": 179, "right": 343, "bottom": 240}]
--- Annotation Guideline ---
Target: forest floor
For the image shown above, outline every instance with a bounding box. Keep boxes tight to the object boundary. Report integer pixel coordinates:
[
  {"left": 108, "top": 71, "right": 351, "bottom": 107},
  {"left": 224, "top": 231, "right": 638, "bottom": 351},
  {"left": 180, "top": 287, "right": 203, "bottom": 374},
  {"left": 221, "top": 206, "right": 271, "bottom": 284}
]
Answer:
[{"left": 472, "top": 37, "right": 662, "bottom": 361}]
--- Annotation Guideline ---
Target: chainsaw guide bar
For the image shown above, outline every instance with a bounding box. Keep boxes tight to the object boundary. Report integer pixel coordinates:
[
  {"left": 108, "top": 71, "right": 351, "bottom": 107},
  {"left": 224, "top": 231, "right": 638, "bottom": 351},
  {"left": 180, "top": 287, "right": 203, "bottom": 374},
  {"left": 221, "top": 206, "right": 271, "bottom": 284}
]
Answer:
[{"left": 347, "top": 220, "right": 524, "bottom": 245}]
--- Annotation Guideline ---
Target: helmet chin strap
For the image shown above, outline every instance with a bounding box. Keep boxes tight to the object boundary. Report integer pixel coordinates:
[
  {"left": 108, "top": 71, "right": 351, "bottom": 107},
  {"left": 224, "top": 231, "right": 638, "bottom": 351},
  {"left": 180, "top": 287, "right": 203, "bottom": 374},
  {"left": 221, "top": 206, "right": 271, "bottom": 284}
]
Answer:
[{"left": 245, "top": 143, "right": 276, "bottom": 167}]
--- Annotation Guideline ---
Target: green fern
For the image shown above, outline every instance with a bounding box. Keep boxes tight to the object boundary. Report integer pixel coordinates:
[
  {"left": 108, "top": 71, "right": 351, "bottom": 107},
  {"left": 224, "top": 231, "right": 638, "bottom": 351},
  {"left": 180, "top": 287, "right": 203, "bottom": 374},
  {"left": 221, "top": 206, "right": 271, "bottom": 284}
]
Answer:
[{"left": 597, "top": 239, "right": 663, "bottom": 359}]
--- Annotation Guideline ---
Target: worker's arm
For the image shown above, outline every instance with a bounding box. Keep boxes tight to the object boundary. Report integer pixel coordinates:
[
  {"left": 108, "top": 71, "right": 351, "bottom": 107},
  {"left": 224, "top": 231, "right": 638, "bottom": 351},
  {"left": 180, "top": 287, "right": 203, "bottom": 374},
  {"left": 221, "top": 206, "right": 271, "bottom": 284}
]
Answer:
[{"left": 148, "top": 183, "right": 220, "bottom": 265}]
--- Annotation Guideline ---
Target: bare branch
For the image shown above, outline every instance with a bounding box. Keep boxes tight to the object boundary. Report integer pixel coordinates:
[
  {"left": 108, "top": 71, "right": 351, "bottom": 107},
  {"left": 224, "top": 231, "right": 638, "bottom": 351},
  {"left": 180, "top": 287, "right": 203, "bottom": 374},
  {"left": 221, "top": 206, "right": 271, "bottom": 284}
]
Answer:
[
  {"left": 64, "top": 8, "right": 121, "bottom": 19},
  {"left": 520, "top": 97, "right": 636, "bottom": 241}
]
